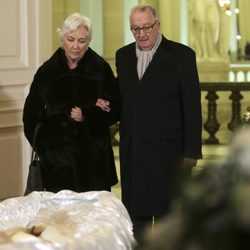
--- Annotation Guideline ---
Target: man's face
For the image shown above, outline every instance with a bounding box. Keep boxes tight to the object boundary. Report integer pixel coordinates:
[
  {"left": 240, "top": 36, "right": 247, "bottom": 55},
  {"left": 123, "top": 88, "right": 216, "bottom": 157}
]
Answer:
[{"left": 130, "top": 9, "right": 160, "bottom": 51}]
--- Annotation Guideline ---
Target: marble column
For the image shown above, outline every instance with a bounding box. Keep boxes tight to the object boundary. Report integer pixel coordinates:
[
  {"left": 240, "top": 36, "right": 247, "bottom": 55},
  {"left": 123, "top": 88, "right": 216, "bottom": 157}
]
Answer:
[
  {"left": 139, "top": 0, "right": 158, "bottom": 6},
  {"left": 238, "top": 0, "right": 250, "bottom": 58},
  {"left": 124, "top": 0, "right": 139, "bottom": 45},
  {"left": 80, "top": 0, "right": 103, "bottom": 56},
  {"left": 52, "top": 0, "right": 80, "bottom": 51},
  {"left": 158, "top": 0, "right": 181, "bottom": 42},
  {"left": 103, "top": 0, "right": 124, "bottom": 71}
]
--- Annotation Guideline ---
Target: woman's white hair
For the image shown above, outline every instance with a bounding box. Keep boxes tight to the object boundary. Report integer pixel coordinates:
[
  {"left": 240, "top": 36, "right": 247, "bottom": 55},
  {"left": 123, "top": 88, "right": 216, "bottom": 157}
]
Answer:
[{"left": 57, "top": 12, "right": 92, "bottom": 42}]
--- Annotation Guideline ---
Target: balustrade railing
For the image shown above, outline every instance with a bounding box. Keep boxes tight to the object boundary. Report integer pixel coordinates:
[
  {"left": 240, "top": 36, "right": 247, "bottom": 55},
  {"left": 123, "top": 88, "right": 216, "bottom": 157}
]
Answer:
[
  {"left": 230, "top": 63, "right": 250, "bottom": 81},
  {"left": 201, "top": 81, "right": 250, "bottom": 144}
]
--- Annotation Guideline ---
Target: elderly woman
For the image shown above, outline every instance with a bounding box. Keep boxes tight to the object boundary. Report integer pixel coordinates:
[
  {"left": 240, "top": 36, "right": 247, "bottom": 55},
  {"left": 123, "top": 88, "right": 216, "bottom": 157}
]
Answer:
[{"left": 23, "top": 13, "right": 120, "bottom": 193}]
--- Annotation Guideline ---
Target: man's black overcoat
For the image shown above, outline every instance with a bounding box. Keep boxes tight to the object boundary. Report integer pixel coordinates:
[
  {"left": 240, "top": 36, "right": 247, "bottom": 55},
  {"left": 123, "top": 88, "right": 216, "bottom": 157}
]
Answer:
[
  {"left": 23, "top": 48, "right": 120, "bottom": 192},
  {"left": 116, "top": 36, "right": 202, "bottom": 217}
]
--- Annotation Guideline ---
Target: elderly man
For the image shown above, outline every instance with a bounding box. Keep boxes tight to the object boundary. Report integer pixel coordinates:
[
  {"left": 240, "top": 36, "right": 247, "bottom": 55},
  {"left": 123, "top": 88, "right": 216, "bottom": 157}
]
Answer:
[{"left": 115, "top": 4, "right": 202, "bottom": 241}]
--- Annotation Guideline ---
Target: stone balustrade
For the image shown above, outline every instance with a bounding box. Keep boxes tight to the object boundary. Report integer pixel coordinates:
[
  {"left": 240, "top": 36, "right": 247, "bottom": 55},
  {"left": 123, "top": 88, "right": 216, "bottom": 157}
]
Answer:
[{"left": 201, "top": 81, "right": 250, "bottom": 144}]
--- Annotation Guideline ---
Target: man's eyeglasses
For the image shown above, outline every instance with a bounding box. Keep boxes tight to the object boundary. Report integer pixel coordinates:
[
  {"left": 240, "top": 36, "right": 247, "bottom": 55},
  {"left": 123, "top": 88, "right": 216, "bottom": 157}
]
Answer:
[{"left": 130, "top": 21, "right": 158, "bottom": 34}]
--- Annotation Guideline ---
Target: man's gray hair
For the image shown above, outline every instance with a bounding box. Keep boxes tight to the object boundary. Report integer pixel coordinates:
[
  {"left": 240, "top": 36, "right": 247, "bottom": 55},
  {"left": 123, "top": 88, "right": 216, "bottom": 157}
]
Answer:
[{"left": 130, "top": 4, "right": 159, "bottom": 21}]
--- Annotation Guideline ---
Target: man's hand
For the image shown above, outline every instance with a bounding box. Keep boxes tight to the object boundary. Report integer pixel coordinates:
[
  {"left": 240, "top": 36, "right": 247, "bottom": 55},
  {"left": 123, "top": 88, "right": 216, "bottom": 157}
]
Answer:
[
  {"left": 184, "top": 157, "right": 197, "bottom": 168},
  {"left": 70, "top": 106, "right": 83, "bottom": 122},
  {"left": 96, "top": 98, "right": 111, "bottom": 112}
]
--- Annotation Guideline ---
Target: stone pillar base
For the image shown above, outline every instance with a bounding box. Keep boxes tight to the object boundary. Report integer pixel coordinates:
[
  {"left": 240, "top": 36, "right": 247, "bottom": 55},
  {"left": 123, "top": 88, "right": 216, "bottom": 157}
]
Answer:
[{"left": 197, "top": 60, "right": 230, "bottom": 82}]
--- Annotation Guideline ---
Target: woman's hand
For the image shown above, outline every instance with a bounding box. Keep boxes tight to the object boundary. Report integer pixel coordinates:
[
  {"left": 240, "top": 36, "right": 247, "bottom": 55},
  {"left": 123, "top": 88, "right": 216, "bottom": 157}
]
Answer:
[
  {"left": 96, "top": 98, "right": 111, "bottom": 112},
  {"left": 70, "top": 107, "right": 84, "bottom": 122}
]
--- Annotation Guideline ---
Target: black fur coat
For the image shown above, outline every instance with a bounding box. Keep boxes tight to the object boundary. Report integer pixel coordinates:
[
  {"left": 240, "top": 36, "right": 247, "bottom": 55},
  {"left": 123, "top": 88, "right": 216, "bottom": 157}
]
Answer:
[{"left": 23, "top": 48, "right": 120, "bottom": 192}]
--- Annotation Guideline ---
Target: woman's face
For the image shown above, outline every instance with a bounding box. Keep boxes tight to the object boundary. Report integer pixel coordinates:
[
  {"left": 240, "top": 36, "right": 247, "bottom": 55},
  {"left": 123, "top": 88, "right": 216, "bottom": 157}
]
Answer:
[{"left": 62, "top": 26, "right": 90, "bottom": 63}]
